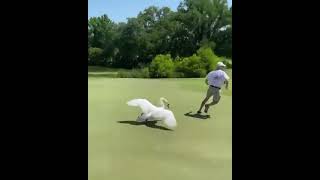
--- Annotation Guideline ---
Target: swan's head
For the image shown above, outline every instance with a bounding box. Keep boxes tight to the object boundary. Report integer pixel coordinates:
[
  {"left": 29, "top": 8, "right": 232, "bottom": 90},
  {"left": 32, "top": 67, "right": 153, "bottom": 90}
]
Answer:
[{"left": 160, "top": 97, "right": 170, "bottom": 109}]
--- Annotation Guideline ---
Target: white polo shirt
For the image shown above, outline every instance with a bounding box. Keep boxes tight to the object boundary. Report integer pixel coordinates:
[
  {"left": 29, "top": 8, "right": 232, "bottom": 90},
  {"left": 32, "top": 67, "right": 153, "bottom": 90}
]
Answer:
[{"left": 207, "top": 70, "right": 230, "bottom": 88}]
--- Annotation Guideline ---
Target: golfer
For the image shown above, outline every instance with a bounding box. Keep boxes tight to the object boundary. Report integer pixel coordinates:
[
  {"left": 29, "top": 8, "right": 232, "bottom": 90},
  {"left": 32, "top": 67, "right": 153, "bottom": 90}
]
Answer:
[{"left": 197, "top": 62, "right": 229, "bottom": 114}]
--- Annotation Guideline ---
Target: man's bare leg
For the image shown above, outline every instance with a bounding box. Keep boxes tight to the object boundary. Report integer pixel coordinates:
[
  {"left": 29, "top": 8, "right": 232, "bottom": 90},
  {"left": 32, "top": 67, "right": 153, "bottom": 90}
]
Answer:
[
  {"left": 204, "top": 94, "right": 221, "bottom": 113},
  {"left": 197, "top": 97, "right": 210, "bottom": 113},
  {"left": 204, "top": 100, "right": 219, "bottom": 113}
]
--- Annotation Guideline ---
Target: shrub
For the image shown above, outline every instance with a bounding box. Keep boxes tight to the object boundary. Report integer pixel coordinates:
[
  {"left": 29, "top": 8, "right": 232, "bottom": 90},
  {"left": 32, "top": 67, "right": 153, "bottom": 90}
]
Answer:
[
  {"left": 149, "top": 54, "right": 174, "bottom": 78},
  {"left": 171, "top": 72, "right": 185, "bottom": 78},
  {"left": 140, "top": 67, "right": 150, "bottom": 78},
  {"left": 196, "top": 47, "right": 220, "bottom": 72},
  {"left": 222, "top": 58, "right": 232, "bottom": 68},
  {"left": 175, "top": 54, "right": 207, "bottom": 78},
  {"left": 199, "top": 39, "right": 216, "bottom": 51}
]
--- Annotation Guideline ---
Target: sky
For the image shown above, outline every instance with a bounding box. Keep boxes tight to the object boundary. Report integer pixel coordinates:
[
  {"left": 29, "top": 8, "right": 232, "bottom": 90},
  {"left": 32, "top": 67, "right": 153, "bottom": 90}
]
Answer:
[{"left": 88, "top": 0, "right": 232, "bottom": 22}]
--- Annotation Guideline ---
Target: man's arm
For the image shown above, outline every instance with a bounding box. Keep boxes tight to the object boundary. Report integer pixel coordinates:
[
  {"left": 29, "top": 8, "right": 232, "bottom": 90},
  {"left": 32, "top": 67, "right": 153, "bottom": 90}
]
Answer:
[
  {"left": 205, "top": 78, "right": 208, "bottom": 85},
  {"left": 225, "top": 79, "right": 229, "bottom": 89},
  {"left": 224, "top": 72, "right": 230, "bottom": 89}
]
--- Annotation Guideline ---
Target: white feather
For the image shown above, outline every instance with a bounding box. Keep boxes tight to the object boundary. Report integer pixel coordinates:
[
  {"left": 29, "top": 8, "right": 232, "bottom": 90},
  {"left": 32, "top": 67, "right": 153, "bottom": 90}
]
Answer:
[
  {"left": 127, "top": 99, "right": 157, "bottom": 114},
  {"left": 127, "top": 98, "right": 177, "bottom": 129}
]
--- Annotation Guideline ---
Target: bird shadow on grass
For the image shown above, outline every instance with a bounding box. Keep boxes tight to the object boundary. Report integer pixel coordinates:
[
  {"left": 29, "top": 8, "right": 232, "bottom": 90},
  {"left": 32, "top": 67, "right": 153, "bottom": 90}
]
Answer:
[
  {"left": 184, "top": 112, "right": 210, "bottom": 120},
  {"left": 117, "top": 121, "right": 172, "bottom": 131}
]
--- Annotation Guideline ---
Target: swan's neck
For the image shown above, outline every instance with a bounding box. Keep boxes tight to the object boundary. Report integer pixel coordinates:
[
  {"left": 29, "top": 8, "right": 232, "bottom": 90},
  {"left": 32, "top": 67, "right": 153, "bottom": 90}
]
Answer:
[
  {"left": 159, "top": 98, "right": 168, "bottom": 109},
  {"left": 160, "top": 100, "right": 165, "bottom": 108}
]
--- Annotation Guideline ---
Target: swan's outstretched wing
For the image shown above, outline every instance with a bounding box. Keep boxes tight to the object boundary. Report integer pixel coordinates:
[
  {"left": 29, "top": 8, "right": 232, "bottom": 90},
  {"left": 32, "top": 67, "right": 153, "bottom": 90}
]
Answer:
[
  {"left": 163, "top": 111, "right": 177, "bottom": 129},
  {"left": 127, "top": 99, "right": 156, "bottom": 114}
]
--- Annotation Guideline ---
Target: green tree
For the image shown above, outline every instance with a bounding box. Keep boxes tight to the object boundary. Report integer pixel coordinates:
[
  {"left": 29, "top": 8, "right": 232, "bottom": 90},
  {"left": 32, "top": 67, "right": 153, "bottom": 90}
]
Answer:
[
  {"left": 88, "top": 1, "right": 232, "bottom": 68},
  {"left": 88, "top": 15, "right": 117, "bottom": 66},
  {"left": 114, "top": 18, "right": 146, "bottom": 68},
  {"left": 174, "top": 0, "right": 231, "bottom": 57}
]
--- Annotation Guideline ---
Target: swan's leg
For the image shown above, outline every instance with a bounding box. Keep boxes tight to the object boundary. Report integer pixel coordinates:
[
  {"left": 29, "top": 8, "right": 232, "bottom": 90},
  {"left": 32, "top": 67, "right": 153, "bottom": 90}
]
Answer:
[
  {"left": 136, "top": 113, "right": 144, "bottom": 122},
  {"left": 136, "top": 116, "right": 146, "bottom": 122},
  {"left": 137, "top": 113, "right": 144, "bottom": 120},
  {"left": 137, "top": 113, "right": 149, "bottom": 122}
]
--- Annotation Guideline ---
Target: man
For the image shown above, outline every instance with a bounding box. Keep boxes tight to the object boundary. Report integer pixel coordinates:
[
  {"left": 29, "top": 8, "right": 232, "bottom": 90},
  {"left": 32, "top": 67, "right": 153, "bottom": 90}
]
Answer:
[{"left": 197, "top": 62, "right": 230, "bottom": 114}]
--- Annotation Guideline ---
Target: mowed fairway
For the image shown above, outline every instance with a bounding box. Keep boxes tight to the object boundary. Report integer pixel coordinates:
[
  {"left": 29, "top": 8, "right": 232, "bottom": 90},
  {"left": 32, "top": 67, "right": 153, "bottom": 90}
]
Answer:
[{"left": 89, "top": 75, "right": 232, "bottom": 180}]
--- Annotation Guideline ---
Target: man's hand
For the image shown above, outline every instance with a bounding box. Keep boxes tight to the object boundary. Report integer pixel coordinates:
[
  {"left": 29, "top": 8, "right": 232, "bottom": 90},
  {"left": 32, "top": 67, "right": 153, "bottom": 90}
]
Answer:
[{"left": 225, "top": 80, "right": 229, "bottom": 90}]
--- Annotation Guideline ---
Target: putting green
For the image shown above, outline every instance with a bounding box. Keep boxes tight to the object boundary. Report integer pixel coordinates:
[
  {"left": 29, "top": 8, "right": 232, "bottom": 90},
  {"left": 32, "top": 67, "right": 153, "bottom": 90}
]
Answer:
[{"left": 89, "top": 76, "right": 232, "bottom": 180}]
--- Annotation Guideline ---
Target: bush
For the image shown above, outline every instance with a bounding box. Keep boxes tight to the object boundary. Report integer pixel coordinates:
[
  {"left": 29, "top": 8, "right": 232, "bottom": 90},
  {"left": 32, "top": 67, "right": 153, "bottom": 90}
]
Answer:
[
  {"left": 222, "top": 58, "right": 232, "bottom": 68},
  {"left": 171, "top": 72, "right": 185, "bottom": 78},
  {"left": 88, "top": 47, "right": 104, "bottom": 66},
  {"left": 199, "top": 39, "right": 216, "bottom": 51},
  {"left": 118, "top": 67, "right": 149, "bottom": 78},
  {"left": 149, "top": 54, "right": 174, "bottom": 78},
  {"left": 117, "top": 71, "right": 132, "bottom": 78},
  {"left": 196, "top": 47, "right": 220, "bottom": 73},
  {"left": 175, "top": 54, "right": 207, "bottom": 78},
  {"left": 140, "top": 67, "right": 150, "bottom": 78}
]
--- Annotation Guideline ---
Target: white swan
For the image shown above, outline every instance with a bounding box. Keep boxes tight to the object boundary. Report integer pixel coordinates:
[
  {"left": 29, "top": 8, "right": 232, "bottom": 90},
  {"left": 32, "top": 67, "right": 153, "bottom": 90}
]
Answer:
[{"left": 127, "top": 98, "right": 177, "bottom": 129}]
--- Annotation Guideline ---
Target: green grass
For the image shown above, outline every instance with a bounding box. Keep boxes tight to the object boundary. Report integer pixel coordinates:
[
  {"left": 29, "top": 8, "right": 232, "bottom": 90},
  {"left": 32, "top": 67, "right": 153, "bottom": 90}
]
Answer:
[{"left": 89, "top": 72, "right": 232, "bottom": 180}]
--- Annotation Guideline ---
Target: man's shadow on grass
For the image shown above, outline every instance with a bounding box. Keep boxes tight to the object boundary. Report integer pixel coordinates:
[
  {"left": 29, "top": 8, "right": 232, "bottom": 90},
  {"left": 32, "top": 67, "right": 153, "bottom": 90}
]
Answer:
[
  {"left": 117, "top": 120, "right": 172, "bottom": 131},
  {"left": 184, "top": 111, "right": 210, "bottom": 120}
]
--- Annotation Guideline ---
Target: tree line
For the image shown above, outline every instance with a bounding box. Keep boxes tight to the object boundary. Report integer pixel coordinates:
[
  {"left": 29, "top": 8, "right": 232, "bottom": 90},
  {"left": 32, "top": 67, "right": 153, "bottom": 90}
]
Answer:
[{"left": 88, "top": 0, "right": 232, "bottom": 71}]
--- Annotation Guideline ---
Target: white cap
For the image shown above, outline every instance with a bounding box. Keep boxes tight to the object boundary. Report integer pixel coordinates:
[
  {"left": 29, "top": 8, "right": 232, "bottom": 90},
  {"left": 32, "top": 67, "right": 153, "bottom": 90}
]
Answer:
[{"left": 217, "top": 62, "right": 226, "bottom": 67}]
